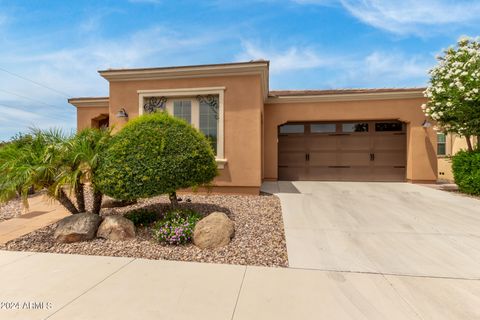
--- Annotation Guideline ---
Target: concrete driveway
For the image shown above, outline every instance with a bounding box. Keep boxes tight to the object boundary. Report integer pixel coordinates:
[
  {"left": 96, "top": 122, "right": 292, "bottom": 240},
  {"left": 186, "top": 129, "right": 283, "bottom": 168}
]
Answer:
[{"left": 262, "top": 181, "right": 480, "bottom": 279}]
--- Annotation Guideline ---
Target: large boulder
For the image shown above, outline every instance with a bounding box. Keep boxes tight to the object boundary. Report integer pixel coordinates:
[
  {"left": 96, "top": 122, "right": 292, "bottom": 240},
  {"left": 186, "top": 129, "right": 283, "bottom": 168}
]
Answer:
[
  {"left": 54, "top": 213, "right": 102, "bottom": 243},
  {"left": 193, "top": 212, "right": 234, "bottom": 249},
  {"left": 97, "top": 215, "right": 135, "bottom": 241}
]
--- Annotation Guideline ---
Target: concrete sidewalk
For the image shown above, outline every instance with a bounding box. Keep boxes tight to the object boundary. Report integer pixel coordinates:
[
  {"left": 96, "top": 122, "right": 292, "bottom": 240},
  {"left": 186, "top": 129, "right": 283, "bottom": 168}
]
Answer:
[{"left": 1, "top": 251, "right": 479, "bottom": 320}]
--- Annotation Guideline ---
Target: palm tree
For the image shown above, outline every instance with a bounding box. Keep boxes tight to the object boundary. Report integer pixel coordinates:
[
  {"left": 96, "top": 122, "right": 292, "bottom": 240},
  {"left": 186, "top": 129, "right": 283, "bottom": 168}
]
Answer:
[
  {"left": 0, "top": 128, "right": 111, "bottom": 215},
  {"left": 55, "top": 128, "right": 111, "bottom": 214},
  {"left": 0, "top": 136, "right": 35, "bottom": 211},
  {"left": 0, "top": 129, "right": 79, "bottom": 214}
]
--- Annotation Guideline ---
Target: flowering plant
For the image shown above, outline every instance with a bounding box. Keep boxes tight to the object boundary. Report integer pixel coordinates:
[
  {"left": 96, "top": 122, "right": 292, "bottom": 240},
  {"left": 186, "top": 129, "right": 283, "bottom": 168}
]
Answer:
[
  {"left": 152, "top": 209, "right": 201, "bottom": 245},
  {"left": 422, "top": 36, "right": 480, "bottom": 151}
]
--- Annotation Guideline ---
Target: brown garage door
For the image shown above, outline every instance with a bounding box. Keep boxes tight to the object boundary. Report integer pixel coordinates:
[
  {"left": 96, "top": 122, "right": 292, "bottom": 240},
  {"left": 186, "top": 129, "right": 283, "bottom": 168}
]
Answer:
[{"left": 278, "top": 121, "right": 406, "bottom": 181}]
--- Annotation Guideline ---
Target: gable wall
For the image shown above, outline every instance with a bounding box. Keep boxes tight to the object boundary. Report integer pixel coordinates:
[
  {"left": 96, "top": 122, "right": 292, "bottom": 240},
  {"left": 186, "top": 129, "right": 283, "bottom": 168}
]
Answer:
[{"left": 108, "top": 74, "right": 264, "bottom": 191}]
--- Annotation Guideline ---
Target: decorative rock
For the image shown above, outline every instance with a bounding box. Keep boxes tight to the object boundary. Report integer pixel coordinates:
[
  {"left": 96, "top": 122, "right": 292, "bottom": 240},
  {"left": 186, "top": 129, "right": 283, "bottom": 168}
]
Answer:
[
  {"left": 54, "top": 213, "right": 102, "bottom": 243},
  {"left": 193, "top": 212, "right": 234, "bottom": 249},
  {"left": 97, "top": 215, "right": 135, "bottom": 241}
]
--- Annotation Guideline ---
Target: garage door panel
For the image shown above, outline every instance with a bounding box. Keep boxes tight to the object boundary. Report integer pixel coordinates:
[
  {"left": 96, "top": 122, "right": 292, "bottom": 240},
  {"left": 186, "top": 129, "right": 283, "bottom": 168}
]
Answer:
[
  {"left": 338, "top": 152, "right": 371, "bottom": 166},
  {"left": 309, "top": 152, "right": 337, "bottom": 166},
  {"left": 279, "top": 152, "right": 306, "bottom": 166},
  {"left": 338, "top": 135, "right": 371, "bottom": 151},
  {"left": 278, "top": 136, "right": 306, "bottom": 151},
  {"left": 372, "top": 167, "right": 406, "bottom": 182},
  {"left": 374, "top": 134, "right": 406, "bottom": 151},
  {"left": 338, "top": 166, "right": 372, "bottom": 181},
  {"left": 279, "top": 166, "right": 308, "bottom": 180},
  {"left": 374, "top": 152, "right": 406, "bottom": 166},
  {"left": 308, "top": 167, "right": 340, "bottom": 180},
  {"left": 309, "top": 136, "right": 336, "bottom": 150}
]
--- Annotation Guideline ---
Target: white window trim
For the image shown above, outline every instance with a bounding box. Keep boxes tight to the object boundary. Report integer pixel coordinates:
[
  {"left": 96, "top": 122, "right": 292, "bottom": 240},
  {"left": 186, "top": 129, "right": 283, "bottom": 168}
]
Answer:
[
  {"left": 437, "top": 132, "right": 447, "bottom": 156},
  {"left": 138, "top": 87, "right": 226, "bottom": 168}
]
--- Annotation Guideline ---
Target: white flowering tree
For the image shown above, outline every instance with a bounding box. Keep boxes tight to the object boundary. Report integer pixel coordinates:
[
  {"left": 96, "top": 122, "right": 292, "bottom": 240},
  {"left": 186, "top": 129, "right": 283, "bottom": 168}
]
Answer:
[{"left": 422, "top": 37, "right": 480, "bottom": 152}]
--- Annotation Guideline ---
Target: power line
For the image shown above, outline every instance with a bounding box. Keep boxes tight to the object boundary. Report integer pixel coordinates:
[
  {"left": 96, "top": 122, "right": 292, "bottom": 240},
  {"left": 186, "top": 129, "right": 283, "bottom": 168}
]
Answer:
[
  {"left": 0, "top": 66, "right": 71, "bottom": 98},
  {"left": 0, "top": 102, "right": 72, "bottom": 122},
  {"left": 0, "top": 88, "right": 64, "bottom": 110}
]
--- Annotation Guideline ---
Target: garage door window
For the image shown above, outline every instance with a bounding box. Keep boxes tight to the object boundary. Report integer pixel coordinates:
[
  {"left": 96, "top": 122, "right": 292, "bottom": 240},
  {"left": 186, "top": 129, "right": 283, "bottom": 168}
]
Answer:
[
  {"left": 280, "top": 124, "right": 305, "bottom": 134},
  {"left": 342, "top": 123, "right": 369, "bottom": 133},
  {"left": 311, "top": 123, "right": 336, "bottom": 133},
  {"left": 375, "top": 122, "right": 403, "bottom": 132}
]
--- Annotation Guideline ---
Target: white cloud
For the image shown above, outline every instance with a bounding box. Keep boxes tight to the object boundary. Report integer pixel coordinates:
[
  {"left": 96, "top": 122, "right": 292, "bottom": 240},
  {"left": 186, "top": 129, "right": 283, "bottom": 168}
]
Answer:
[
  {"left": 342, "top": 51, "right": 431, "bottom": 86},
  {"left": 293, "top": 0, "right": 480, "bottom": 35},
  {"left": 341, "top": 0, "right": 480, "bottom": 35},
  {"left": 0, "top": 102, "right": 69, "bottom": 140},
  {"left": 365, "top": 51, "right": 428, "bottom": 78},
  {"left": 0, "top": 25, "right": 220, "bottom": 140},
  {"left": 237, "top": 42, "right": 432, "bottom": 87},
  {"left": 1, "top": 26, "right": 217, "bottom": 97},
  {"left": 236, "top": 41, "right": 334, "bottom": 73},
  {"left": 0, "top": 105, "right": 41, "bottom": 122},
  {"left": 78, "top": 15, "right": 103, "bottom": 34}
]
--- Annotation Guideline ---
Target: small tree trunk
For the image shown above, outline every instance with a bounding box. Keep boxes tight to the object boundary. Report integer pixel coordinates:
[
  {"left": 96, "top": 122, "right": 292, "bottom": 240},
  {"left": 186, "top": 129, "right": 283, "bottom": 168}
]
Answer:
[
  {"left": 169, "top": 192, "right": 178, "bottom": 208},
  {"left": 27, "top": 186, "right": 35, "bottom": 195},
  {"left": 75, "top": 182, "right": 86, "bottom": 213},
  {"left": 58, "top": 189, "right": 79, "bottom": 214},
  {"left": 92, "top": 190, "right": 103, "bottom": 215},
  {"left": 466, "top": 135, "right": 473, "bottom": 152}
]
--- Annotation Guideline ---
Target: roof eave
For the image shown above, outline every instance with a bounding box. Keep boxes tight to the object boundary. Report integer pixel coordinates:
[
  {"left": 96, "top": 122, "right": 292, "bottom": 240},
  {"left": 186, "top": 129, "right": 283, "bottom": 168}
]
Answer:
[
  {"left": 68, "top": 97, "right": 109, "bottom": 108},
  {"left": 266, "top": 90, "right": 426, "bottom": 104},
  {"left": 98, "top": 61, "right": 270, "bottom": 100}
]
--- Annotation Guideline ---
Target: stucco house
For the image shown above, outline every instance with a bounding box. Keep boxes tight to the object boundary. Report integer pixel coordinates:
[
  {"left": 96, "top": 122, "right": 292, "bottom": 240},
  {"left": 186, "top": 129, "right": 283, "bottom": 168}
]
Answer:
[
  {"left": 437, "top": 134, "right": 477, "bottom": 181},
  {"left": 69, "top": 60, "right": 439, "bottom": 194}
]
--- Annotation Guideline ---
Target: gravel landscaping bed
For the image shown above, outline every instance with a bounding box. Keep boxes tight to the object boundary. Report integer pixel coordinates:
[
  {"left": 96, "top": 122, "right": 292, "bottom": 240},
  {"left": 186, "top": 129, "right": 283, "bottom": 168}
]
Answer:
[
  {"left": 0, "top": 190, "right": 49, "bottom": 222},
  {"left": 0, "top": 199, "right": 23, "bottom": 222},
  {"left": 2, "top": 193, "right": 288, "bottom": 267}
]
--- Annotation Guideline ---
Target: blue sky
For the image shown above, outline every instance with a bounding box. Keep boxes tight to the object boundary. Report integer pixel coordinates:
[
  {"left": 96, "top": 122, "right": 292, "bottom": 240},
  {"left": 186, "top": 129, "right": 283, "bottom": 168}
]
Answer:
[{"left": 0, "top": 0, "right": 479, "bottom": 140}]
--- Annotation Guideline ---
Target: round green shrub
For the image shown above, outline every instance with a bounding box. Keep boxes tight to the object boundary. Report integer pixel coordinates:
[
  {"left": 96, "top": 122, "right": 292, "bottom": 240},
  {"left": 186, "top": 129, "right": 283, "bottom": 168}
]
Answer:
[
  {"left": 95, "top": 113, "right": 217, "bottom": 200},
  {"left": 452, "top": 149, "right": 480, "bottom": 195}
]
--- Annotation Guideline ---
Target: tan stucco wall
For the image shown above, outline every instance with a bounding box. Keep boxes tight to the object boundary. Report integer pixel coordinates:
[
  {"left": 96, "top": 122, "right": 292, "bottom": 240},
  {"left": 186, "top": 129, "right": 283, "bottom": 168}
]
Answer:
[
  {"left": 438, "top": 135, "right": 477, "bottom": 181},
  {"left": 77, "top": 106, "right": 109, "bottom": 131},
  {"left": 438, "top": 157, "right": 454, "bottom": 181},
  {"left": 263, "top": 97, "right": 438, "bottom": 182},
  {"left": 108, "top": 75, "right": 264, "bottom": 190}
]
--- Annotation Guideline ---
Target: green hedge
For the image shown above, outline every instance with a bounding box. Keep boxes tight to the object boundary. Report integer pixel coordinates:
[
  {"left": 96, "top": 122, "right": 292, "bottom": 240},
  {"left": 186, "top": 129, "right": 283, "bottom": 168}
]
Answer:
[
  {"left": 95, "top": 112, "right": 217, "bottom": 200},
  {"left": 452, "top": 149, "right": 480, "bottom": 195}
]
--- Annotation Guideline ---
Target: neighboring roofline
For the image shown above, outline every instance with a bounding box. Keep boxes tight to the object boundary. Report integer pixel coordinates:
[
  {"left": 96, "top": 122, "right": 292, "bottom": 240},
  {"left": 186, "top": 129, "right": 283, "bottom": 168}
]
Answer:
[
  {"left": 68, "top": 97, "right": 109, "bottom": 108},
  {"left": 98, "top": 61, "right": 270, "bottom": 100},
  {"left": 98, "top": 61, "right": 269, "bottom": 74},
  {"left": 266, "top": 88, "right": 426, "bottom": 104}
]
